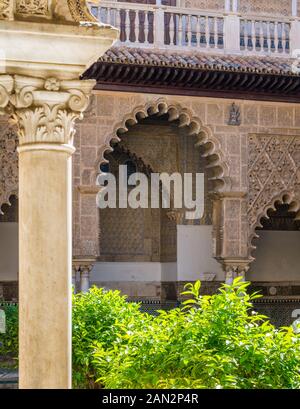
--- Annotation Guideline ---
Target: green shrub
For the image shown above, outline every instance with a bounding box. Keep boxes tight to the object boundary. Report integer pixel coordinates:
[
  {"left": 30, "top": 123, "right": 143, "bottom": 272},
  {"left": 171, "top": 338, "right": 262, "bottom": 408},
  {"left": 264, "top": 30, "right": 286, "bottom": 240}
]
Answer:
[
  {"left": 2, "top": 280, "right": 300, "bottom": 389},
  {"left": 0, "top": 304, "right": 18, "bottom": 368},
  {"left": 92, "top": 279, "right": 300, "bottom": 389},
  {"left": 72, "top": 287, "right": 151, "bottom": 388}
]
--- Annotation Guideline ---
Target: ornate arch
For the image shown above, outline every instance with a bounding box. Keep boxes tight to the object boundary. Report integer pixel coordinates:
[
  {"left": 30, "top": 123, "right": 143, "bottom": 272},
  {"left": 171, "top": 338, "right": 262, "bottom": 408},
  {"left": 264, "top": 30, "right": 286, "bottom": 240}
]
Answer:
[
  {"left": 95, "top": 97, "right": 231, "bottom": 193},
  {"left": 249, "top": 190, "right": 300, "bottom": 257}
]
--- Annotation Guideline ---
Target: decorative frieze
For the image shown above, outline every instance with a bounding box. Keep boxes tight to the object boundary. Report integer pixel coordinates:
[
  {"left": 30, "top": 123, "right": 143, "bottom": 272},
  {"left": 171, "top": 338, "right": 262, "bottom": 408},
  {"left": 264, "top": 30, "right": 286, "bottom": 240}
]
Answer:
[{"left": 16, "top": 0, "right": 51, "bottom": 18}]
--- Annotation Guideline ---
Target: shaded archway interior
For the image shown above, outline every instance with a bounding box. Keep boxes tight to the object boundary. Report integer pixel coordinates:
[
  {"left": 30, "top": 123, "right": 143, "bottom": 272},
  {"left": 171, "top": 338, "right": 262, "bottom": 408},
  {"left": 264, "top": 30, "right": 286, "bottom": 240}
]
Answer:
[
  {"left": 95, "top": 112, "right": 223, "bottom": 301},
  {"left": 249, "top": 202, "right": 300, "bottom": 283}
]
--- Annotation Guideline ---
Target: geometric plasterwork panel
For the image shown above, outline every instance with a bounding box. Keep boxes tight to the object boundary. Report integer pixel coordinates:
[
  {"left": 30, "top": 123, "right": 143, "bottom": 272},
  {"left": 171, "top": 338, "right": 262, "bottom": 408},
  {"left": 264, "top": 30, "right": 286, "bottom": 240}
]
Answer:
[
  {"left": 0, "top": 127, "right": 18, "bottom": 213},
  {"left": 16, "top": 0, "right": 50, "bottom": 17},
  {"left": 239, "top": 0, "right": 291, "bottom": 16},
  {"left": 0, "top": 0, "right": 13, "bottom": 20},
  {"left": 248, "top": 133, "right": 300, "bottom": 232},
  {"left": 182, "top": 0, "right": 222, "bottom": 10},
  {"left": 100, "top": 207, "right": 145, "bottom": 255}
]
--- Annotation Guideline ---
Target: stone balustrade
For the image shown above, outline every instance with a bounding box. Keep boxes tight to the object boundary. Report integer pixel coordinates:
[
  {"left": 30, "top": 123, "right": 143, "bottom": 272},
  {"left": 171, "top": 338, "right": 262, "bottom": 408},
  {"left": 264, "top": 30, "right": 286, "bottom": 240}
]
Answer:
[{"left": 89, "top": 0, "right": 300, "bottom": 56}]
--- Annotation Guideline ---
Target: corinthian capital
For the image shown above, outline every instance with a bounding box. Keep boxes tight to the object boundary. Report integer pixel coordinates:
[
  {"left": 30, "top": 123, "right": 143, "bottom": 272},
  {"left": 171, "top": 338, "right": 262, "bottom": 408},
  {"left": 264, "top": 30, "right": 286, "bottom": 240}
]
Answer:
[
  {"left": 10, "top": 75, "right": 95, "bottom": 147},
  {"left": 0, "top": 75, "right": 14, "bottom": 114}
]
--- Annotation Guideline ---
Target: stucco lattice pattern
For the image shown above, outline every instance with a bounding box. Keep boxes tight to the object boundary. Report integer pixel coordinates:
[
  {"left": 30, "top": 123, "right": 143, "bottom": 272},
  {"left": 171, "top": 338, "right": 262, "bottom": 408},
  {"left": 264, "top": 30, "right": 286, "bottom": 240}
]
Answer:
[
  {"left": 0, "top": 0, "right": 12, "bottom": 19},
  {"left": 0, "top": 128, "right": 18, "bottom": 212},
  {"left": 182, "top": 0, "right": 222, "bottom": 10},
  {"left": 239, "top": 0, "right": 291, "bottom": 16},
  {"left": 100, "top": 207, "right": 145, "bottom": 255},
  {"left": 16, "top": 0, "right": 49, "bottom": 16},
  {"left": 248, "top": 133, "right": 300, "bottom": 232}
]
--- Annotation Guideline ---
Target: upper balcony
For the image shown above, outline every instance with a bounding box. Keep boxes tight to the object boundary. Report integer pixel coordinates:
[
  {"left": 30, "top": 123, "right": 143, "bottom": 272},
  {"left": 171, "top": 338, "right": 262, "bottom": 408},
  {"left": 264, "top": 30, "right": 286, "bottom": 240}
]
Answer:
[{"left": 89, "top": 0, "right": 300, "bottom": 58}]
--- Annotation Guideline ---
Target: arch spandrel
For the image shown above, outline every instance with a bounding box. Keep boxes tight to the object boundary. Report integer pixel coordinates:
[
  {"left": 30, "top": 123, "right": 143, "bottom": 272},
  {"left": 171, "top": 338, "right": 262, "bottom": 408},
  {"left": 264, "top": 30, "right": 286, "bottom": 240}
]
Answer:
[{"left": 247, "top": 132, "right": 300, "bottom": 259}]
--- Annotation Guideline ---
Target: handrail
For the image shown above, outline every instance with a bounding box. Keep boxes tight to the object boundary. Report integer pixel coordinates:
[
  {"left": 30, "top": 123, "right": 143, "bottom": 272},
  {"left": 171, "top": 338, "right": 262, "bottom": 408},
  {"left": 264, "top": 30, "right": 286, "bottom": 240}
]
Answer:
[{"left": 88, "top": 1, "right": 300, "bottom": 57}]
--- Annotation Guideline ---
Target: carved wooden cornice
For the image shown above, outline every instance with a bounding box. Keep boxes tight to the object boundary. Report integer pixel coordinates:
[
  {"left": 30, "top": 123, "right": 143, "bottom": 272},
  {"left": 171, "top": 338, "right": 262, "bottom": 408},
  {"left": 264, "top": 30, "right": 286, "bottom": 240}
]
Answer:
[{"left": 85, "top": 48, "right": 300, "bottom": 103}]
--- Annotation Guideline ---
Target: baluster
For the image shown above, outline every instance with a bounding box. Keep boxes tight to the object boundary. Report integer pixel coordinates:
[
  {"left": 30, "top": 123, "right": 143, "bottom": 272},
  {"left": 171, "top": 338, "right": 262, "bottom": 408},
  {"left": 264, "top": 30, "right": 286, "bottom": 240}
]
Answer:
[
  {"left": 115, "top": 8, "right": 121, "bottom": 31},
  {"left": 274, "top": 21, "right": 278, "bottom": 53},
  {"left": 196, "top": 15, "right": 200, "bottom": 47},
  {"left": 186, "top": 14, "right": 191, "bottom": 46},
  {"left": 245, "top": 20, "right": 251, "bottom": 50},
  {"left": 259, "top": 21, "right": 264, "bottom": 51},
  {"left": 220, "top": 17, "right": 224, "bottom": 48},
  {"left": 98, "top": 7, "right": 103, "bottom": 23},
  {"left": 282, "top": 22, "right": 287, "bottom": 53},
  {"left": 240, "top": 20, "right": 245, "bottom": 50},
  {"left": 169, "top": 13, "right": 175, "bottom": 45},
  {"left": 244, "top": 20, "right": 248, "bottom": 50},
  {"left": 178, "top": 14, "right": 183, "bottom": 46},
  {"left": 106, "top": 7, "right": 111, "bottom": 25},
  {"left": 144, "top": 11, "right": 149, "bottom": 45},
  {"left": 267, "top": 21, "right": 272, "bottom": 52},
  {"left": 152, "top": 9, "right": 156, "bottom": 46},
  {"left": 109, "top": 7, "right": 115, "bottom": 26},
  {"left": 205, "top": 15, "right": 210, "bottom": 48},
  {"left": 134, "top": 10, "right": 139, "bottom": 44},
  {"left": 214, "top": 17, "right": 218, "bottom": 48},
  {"left": 125, "top": 9, "right": 130, "bottom": 43},
  {"left": 251, "top": 20, "right": 255, "bottom": 50},
  {"left": 115, "top": 8, "right": 122, "bottom": 41},
  {"left": 92, "top": 6, "right": 99, "bottom": 20}
]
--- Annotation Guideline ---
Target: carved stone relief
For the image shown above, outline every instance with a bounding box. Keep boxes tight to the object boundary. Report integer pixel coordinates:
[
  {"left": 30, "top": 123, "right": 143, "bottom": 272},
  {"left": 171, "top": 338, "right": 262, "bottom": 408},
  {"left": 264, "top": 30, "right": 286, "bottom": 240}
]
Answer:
[
  {"left": 239, "top": 0, "right": 291, "bottom": 16},
  {"left": 0, "top": 0, "right": 13, "bottom": 20},
  {"left": 248, "top": 133, "right": 300, "bottom": 250},
  {"left": 0, "top": 0, "right": 96, "bottom": 22},
  {"left": 182, "top": 0, "right": 223, "bottom": 10},
  {"left": 10, "top": 75, "right": 93, "bottom": 147},
  {"left": 16, "top": 0, "right": 50, "bottom": 18},
  {"left": 0, "top": 126, "right": 18, "bottom": 212}
]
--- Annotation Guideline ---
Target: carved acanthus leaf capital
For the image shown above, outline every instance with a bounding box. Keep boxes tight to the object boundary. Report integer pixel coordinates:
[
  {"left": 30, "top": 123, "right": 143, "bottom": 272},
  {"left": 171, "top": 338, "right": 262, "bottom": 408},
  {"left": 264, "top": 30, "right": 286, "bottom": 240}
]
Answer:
[
  {"left": 73, "top": 257, "right": 95, "bottom": 274},
  {"left": 10, "top": 75, "right": 95, "bottom": 146},
  {"left": 0, "top": 75, "right": 14, "bottom": 114},
  {"left": 223, "top": 259, "right": 250, "bottom": 283},
  {"left": 166, "top": 209, "right": 185, "bottom": 224}
]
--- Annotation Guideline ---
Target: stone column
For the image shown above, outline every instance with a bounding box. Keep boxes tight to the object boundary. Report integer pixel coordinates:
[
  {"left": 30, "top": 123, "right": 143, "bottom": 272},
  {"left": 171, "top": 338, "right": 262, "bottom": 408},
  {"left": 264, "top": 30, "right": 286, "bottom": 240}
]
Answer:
[
  {"left": 72, "top": 266, "right": 77, "bottom": 293},
  {"left": 11, "top": 75, "right": 95, "bottom": 389},
  {"left": 224, "top": 262, "right": 249, "bottom": 285},
  {"left": 80, "top": 268, "right": 91, "bottom": 293},
  {"left": 0, "top": 0, "right": 118, "bottom": 389},
  {"left": 73, "top": 258, "right": 95, "bottom": 293},
  {"left": 212, "top": 192, "right": 251, "bottom": 281}
]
